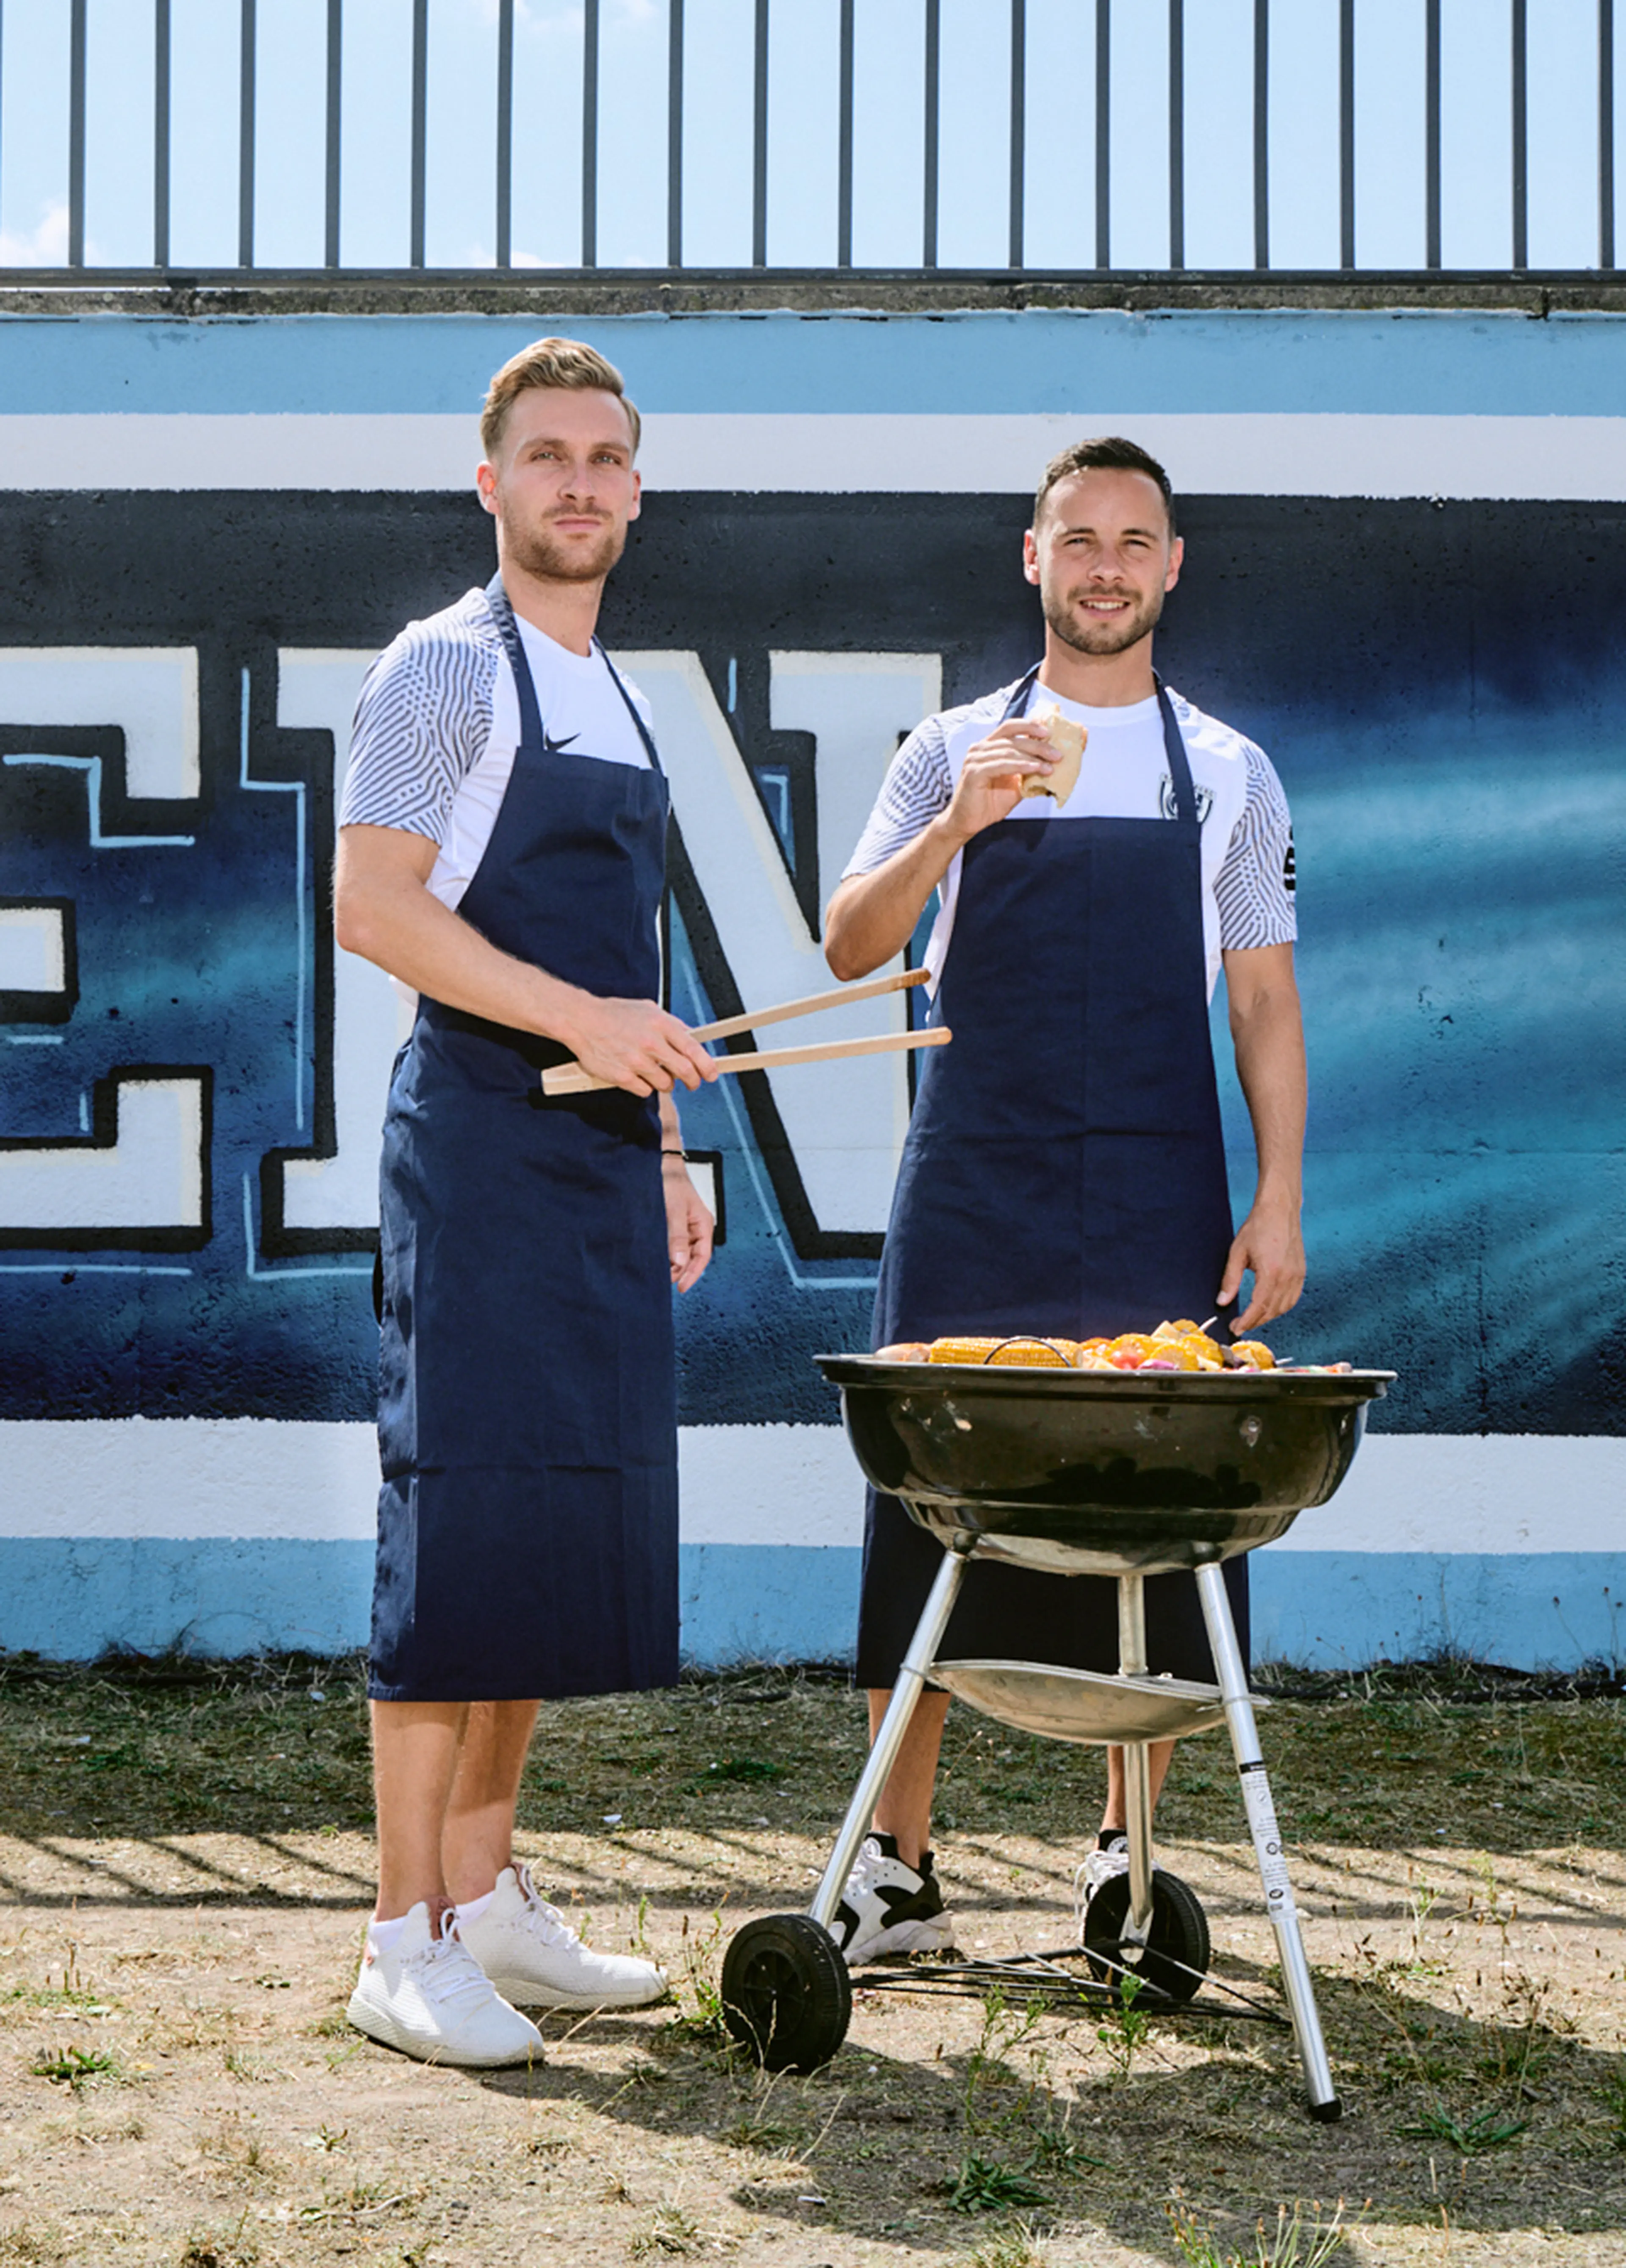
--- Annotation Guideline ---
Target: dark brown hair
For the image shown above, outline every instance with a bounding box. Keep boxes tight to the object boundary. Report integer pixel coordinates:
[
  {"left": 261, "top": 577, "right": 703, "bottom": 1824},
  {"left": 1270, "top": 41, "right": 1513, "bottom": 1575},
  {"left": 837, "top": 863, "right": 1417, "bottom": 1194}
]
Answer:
[{"left": 1034, "top": 436, "right": 1176, "bottom": 538}]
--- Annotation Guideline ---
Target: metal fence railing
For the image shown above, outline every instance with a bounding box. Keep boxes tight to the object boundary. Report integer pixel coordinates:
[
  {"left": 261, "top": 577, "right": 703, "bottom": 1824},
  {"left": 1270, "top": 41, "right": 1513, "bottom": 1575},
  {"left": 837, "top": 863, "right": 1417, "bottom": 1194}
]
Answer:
[{"left": 0, "top": 0, "right": 1616, "bottom": 284}]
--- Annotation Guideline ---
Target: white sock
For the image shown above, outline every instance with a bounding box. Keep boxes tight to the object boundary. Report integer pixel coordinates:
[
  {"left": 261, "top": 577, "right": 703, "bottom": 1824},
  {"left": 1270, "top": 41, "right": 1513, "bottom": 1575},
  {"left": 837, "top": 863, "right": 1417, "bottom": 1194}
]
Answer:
[
  {"left": 368, "top": 1913, "right": 407, "bottom": 1952},
  {"left": 455, "top": 1889, "right": 496, "bottom": 1927}
]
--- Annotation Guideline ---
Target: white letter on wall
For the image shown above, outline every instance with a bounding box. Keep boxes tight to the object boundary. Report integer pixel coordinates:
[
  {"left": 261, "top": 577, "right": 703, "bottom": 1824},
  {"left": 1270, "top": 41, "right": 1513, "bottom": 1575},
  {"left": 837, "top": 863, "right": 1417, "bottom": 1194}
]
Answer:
[{"left": 624, "top": 650, "right": 940, "bottom": 1238}]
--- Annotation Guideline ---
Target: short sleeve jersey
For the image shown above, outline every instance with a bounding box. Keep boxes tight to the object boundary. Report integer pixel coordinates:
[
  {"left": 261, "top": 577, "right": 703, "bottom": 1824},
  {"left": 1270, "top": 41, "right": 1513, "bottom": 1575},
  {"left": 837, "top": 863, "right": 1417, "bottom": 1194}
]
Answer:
[
  {"left": 842, "top": 678, "right": 1296, "bottom": 999},
  {"left": 338, "top": 586, "right": 654, "bottom": 912}
]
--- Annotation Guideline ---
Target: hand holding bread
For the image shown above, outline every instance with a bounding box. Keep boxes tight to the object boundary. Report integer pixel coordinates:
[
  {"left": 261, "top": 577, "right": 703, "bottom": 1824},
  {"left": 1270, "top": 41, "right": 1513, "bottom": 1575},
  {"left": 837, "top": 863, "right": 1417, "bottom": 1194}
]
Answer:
[
  {"left": 947, "top": 707, "right": 1087, "bottom": 843},
  {"left": 1018, "top": 704, "right": 1087, "bottom": 803}
]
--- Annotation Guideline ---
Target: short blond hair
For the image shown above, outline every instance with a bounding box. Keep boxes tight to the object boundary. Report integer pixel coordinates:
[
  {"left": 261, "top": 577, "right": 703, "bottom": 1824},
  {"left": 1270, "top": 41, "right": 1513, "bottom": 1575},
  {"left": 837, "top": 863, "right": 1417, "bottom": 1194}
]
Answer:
[{"left": 479, "top": 337, "right": 641, "bottom": 459}]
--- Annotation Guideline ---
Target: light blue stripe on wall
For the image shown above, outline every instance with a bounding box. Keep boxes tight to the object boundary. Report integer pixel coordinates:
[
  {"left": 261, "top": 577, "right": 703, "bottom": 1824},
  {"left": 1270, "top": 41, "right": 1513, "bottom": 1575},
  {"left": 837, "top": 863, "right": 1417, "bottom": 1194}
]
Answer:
[
  {"left": 1249, "top": 1553, "right": 1624, "bottom": 1674},
  {"left": 680, "top": 1545, "right": 862, "bottom": 1671},
  {"left": 0, "top": 1540, "right": 1619, "bottom": 1676},
  {"left": 3, "top": 310, "right": 1625, "bottom": 418}
]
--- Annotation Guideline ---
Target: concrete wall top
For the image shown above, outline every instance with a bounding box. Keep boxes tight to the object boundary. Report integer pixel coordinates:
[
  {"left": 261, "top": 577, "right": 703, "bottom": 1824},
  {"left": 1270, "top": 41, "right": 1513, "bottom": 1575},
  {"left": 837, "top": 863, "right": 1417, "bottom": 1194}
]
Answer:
[{"left": 0, "top": 303, "right": 1624, "bottom": 420}]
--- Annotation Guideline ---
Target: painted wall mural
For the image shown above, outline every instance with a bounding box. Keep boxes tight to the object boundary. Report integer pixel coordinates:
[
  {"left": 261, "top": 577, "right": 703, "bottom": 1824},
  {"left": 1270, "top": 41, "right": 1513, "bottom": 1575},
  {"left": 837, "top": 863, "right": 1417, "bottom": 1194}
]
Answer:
[{"left": 1, "top": 488, "right": 1620, "bottom": 1446}]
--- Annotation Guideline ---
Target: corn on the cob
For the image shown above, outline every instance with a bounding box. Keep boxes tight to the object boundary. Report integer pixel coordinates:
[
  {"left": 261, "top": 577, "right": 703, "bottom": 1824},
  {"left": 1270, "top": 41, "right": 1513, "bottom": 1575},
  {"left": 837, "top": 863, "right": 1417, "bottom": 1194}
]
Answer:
[
  {"left": 923, "top": 1327, "right": 1283, "bottom": 1372},
  {"left": 928, "top": 1335, "right": 1076, "bottom": 1367},
  {"left": 928, "top": 1336, "right": 1000, "bottom": 1364}
]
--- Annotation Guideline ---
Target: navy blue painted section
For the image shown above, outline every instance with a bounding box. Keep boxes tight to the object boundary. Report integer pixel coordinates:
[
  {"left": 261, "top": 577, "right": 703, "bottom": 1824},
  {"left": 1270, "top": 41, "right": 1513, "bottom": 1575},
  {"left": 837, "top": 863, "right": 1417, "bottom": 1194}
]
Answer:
[
  {"left": 1, "top": 1539, "right": 1619, "bottom": 1674},
  {"left": 0, "top": 311, "right": 1623, "bottom": 417},
  {"left": 0, "top": 489, "right": 1621, "bottom": 1435}
]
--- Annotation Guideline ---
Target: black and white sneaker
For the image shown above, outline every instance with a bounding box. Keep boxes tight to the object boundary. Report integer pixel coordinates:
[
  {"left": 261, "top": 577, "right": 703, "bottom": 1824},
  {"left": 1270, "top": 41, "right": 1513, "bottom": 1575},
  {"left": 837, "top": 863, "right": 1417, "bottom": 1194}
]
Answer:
[{"left": 828, "top": 1832, "right": 955, "bottom": 1965}]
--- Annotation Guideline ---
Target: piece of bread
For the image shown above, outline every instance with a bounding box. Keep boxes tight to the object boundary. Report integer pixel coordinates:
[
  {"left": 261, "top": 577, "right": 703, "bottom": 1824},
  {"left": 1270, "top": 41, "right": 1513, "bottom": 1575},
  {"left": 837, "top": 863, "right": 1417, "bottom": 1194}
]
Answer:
[{"left": 1019, "top": 704, "right": 1086, "bottom": 803}]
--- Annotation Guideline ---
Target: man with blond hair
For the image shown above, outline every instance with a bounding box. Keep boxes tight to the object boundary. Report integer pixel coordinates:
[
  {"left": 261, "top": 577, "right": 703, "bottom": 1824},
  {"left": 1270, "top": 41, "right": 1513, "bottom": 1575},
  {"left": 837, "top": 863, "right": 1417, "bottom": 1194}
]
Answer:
[{"left": 334, "top": 339, "right": 718, "bottom": 2066}]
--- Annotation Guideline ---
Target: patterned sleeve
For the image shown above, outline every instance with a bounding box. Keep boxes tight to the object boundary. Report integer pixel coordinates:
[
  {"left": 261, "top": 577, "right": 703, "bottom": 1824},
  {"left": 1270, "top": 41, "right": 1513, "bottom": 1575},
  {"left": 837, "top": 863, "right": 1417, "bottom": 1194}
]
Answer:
[
  {"left": 840, "top": 717, "right": 954, "bottom": 878},
  {"left": 1214, "top": 741, "right": 1297, "bottom": 951},
  {"left": 338, "top": 614, "right": 497, "bottom": 842}
]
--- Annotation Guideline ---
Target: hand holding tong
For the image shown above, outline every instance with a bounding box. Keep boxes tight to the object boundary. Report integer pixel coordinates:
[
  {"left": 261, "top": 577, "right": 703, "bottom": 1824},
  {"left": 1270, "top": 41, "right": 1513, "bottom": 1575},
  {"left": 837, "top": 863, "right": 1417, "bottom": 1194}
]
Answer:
[{"left": 540, "top": 966, "right": 948, "bottom": 1096}]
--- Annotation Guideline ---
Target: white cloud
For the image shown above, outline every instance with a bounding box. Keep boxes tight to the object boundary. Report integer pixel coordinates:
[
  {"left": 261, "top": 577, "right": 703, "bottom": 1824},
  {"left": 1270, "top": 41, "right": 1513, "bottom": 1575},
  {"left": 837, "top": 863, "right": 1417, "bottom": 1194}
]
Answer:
[{"left": 0, "top": 202, "right": 70, "bottom": 268}]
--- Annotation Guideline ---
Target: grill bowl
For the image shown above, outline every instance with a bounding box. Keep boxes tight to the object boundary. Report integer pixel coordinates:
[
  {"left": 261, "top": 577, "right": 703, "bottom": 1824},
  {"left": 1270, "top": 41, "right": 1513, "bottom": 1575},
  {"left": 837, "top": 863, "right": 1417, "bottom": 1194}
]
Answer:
[{"left": 816, "top": 1356, "right": 1394, "bottom": 1576}]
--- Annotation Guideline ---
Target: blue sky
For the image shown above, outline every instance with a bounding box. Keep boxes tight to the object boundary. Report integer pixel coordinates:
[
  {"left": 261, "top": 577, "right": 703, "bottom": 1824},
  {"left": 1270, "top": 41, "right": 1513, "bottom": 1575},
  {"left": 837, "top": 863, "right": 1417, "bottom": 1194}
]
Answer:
[{"left": 0, "top": 0, "right": 1615, "bottom": 272}]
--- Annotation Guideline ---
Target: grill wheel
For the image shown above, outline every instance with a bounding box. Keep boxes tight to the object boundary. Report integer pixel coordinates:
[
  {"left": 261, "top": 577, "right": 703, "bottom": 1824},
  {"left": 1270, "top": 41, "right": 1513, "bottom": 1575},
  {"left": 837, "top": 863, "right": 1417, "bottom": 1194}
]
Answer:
[
  {"left": 1081, "top": 1867, "right": 1211, "bottom": 2004},
  {"left": 721, "top": 1913, "right": 853, "bottom": 2073}
]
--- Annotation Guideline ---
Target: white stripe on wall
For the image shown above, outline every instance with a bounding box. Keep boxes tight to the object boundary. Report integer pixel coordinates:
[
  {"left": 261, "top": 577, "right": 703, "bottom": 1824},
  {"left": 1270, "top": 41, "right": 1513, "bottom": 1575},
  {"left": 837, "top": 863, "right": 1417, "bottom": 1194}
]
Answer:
[
  {"left": 3, "top": 412, "right": 1626, "bottom": 499},
  {"left": 0, "top": 1420, "right": 1618, "bottom": 1553}
]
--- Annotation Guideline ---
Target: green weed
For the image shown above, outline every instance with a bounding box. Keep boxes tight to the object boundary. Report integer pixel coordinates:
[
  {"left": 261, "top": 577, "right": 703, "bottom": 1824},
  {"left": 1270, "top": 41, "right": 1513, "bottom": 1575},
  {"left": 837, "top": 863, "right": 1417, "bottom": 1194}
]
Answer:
[
  {"left": 1026, "top": 2119, "right": 1109, "bottom": 2176},
  {"left": 1169, "top": 2196, "right": 1356, "bottom": 2267},
  {"left": 687, "top": 1755, "right": 783, "bottom": 1788},
  {"left": 1398, "top": 2101, "right": 1529, "bottom": 2153},
  {"left": 28, "top": 2042, "right": 118, "bottom": 2090},
  {"left": 946, "top": 2153, "right": 1050, "bottom": 2215},
  {"left": 965, "top": 2221, "right": 1050, "bottom": 2267},
  {"left": 724, "top": 2108, "right": 800, "bottom": 2153},
  {"left": 4, "top": 1984, "right": 118, "bottom": 2015},
  {"left": 1095, "top": 1970, "right": 1152, "bottom": 2078},
  {"left": 664, "top": 1909, "right": 731, "bottom": 2050}
]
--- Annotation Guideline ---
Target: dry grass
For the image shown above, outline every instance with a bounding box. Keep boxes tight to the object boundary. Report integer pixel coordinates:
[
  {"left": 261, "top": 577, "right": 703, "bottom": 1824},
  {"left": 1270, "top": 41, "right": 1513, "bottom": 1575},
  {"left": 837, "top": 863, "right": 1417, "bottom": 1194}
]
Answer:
[{"left": 0, "top": 1651, "right": 1623, "bottom": 2265}]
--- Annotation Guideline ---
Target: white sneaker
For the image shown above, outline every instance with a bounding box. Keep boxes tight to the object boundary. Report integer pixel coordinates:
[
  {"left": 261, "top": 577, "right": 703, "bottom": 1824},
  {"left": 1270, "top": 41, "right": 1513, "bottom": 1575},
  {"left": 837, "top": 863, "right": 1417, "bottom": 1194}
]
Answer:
[
  {"left": 828, "top": 1832, "right": 955, "bottom": 1967},
  {"left": 456, "top": 1864, "right": 668, "bottom": 2010},
  {"left": 348, "top": 1902, "right": 544, "bottom": 2067},
  {"left": 1073, "top": 1834, "right": 1131, "bottom": 1941}
]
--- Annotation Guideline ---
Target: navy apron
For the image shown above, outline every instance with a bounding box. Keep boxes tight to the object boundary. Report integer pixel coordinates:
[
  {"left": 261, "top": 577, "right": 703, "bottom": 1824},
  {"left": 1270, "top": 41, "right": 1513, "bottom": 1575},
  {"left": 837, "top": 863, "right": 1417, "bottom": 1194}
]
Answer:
[
  {"left": 369, "top": 577, "right": 678, "bottom": 1703},
  {"left": 855, "top": 670, "right": 1250, "bottom": 1687}
]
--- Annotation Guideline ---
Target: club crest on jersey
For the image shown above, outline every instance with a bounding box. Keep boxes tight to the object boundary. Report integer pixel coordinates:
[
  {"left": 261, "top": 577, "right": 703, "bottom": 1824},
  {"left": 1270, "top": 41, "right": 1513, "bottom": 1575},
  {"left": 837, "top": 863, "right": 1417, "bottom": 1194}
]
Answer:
[{"left": 1159, "top": 773, "right": 1214, "bottom": 823}]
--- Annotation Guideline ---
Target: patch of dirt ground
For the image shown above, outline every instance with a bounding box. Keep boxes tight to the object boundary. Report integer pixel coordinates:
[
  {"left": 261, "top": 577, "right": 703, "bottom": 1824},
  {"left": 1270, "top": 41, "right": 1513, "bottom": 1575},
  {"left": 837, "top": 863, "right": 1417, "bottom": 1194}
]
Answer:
[{"left": 0, "top": 1652, "right": 1623, "bottom": 2268}]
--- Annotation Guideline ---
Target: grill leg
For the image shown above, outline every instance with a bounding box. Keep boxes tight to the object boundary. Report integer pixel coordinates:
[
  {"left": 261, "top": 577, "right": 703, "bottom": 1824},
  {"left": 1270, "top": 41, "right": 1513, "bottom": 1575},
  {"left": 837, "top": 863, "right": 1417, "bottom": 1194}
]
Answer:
[
  {"left": 1116, "top": 1575, "right": 1156, "bottom": 1941},
  {"left": 1195, "top": 1558, "right": 1341, "bottom": 2120},
  {"left": 807, "top": 1544, "right": 970, "bottom": 1934}
]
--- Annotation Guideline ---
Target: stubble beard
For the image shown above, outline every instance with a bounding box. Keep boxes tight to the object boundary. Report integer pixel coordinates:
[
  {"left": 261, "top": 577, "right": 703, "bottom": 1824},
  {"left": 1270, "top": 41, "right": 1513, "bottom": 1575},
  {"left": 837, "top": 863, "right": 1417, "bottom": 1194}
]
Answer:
[
  {"left": 506, "top": 516, "right": 627, "bottom": 586},
  {"left": 1043, "top": 582, "right": 1164, "bottom": 657}
]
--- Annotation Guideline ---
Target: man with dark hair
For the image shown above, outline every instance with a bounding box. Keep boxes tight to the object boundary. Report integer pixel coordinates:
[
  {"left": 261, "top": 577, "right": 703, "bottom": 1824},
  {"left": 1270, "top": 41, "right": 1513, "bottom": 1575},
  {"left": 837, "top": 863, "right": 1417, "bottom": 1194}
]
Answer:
[
  {"left": 823, "top": 439, "right": 1303, "bottom": 1964},
  {"left": 1034, "top": 435, "right": 1178, "bottom": 533},
  {"left": 333, "top": 340, "right": 717, "bottom": 2064}
]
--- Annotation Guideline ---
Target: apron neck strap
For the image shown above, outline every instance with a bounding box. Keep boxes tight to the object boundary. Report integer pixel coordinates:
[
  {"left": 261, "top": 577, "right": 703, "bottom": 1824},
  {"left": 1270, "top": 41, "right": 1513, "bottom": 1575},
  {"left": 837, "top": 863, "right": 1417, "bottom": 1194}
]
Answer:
[
  {"left": 485, "top": 573, "right": 546, "bottom": 753},
  {"left": 1153, "top": 676, "right": 1198, "bottom": 825},
  {"left": 1001, "top": 665, "right": 1042, "bottom": 723},
  {"left": 484, "top": 572, "right": 666, "bottom": 778},
  {"left": 597, "top": 642, "right": 666, "bottom": 776}
]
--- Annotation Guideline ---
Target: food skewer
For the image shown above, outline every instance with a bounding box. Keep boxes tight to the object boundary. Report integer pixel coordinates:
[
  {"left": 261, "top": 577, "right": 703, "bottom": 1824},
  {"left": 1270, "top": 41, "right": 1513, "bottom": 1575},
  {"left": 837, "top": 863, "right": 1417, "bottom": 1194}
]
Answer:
[{"left": 542, "top": 966, "right": 942, "bottom": 1097}]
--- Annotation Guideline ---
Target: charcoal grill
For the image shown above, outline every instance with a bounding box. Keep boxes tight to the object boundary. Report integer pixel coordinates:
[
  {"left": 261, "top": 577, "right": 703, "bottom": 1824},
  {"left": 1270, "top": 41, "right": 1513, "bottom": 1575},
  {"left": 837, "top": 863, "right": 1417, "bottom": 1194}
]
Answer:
[{"left": 720, "top": 1355, "right": 1393, "bottom": 2118}]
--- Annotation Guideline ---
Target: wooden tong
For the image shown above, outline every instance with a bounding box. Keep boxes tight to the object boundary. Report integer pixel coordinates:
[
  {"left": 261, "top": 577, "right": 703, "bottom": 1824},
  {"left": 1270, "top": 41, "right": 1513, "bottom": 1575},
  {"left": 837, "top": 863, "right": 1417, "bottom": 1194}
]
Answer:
[{"left": 540, "top": 966, "right": 948, "bottom": 1096}]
